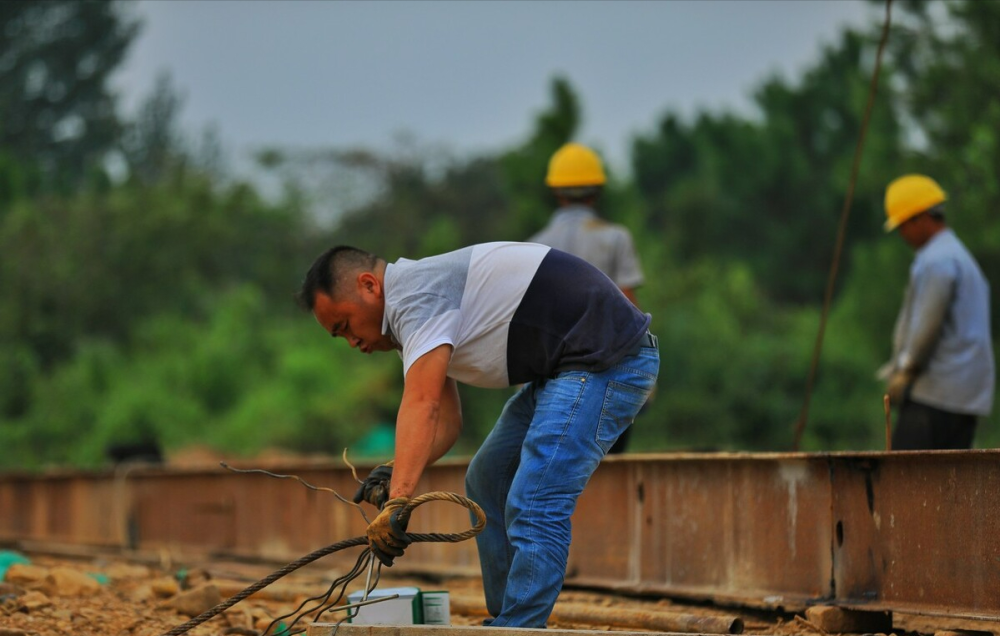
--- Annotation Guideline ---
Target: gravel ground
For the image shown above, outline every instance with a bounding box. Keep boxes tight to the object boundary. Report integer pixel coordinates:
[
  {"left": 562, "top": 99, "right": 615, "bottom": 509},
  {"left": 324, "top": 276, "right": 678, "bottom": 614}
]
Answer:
[{"left": 1, "top": 551, "right": 996, "bottom": 636}]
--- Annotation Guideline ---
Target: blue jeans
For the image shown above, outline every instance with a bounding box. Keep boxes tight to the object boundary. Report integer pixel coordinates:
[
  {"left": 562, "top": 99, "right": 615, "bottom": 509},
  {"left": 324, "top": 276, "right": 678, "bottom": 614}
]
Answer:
[{"left": 465, "top": 344, "right": 659, "bottom": 627}]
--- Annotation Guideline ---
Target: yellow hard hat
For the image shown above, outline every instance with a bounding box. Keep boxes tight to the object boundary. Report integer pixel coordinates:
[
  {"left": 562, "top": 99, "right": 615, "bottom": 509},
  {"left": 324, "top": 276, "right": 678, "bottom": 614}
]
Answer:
[
  {"left": 546, "top": 143, "right": 607, "bottom": 188},
  {"left": 884, "top": 174, "right": 947, "bottom": 232}
]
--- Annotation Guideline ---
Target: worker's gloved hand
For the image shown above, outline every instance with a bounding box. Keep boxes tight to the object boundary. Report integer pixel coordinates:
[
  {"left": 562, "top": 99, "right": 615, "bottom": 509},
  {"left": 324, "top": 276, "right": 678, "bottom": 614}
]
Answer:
[
  {"left": 367, "top": 497, "right": 411, "bottom": 567},
  {"left": 886, "top": 369, "right": 915, "bottom": 405},
  {"left": 353, "top": 463, "right": 393, "bottom": 509},
  {"left": 875, "top": 361, "right": 893, "bottom": 382}
]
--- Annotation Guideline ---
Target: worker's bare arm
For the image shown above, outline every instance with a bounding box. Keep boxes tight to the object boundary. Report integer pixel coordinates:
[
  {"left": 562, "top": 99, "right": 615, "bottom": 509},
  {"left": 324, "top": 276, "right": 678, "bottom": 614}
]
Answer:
[
  {"left": 433, "top": 376, "right": 463, "bottom": 462},
  {"left": 390, "top": 344, "right": 462, "bottom": 499}
]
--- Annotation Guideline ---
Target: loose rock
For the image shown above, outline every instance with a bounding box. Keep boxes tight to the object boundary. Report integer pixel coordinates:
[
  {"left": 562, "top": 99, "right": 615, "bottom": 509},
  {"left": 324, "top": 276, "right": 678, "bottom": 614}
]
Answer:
[
  {"left": 151, "top": 576, "right": 181, "bottom": 598},
  {"left": 19, "top": 589, "right": 52, "bottom": 611},
  {"left": 43, "top": 566, "right": 101, "bottom": 597},
  {"left": 0, "top": 581, "right": 24, "bottom": 598},
  {"left": 4, "top": 563, "right": 47, "bottom": 587},
  {"left": 181, "top": 567, "right": 211, "bottom": 589},
  {"left": 165, "top": 583, "right": 221, "bottom": 617},
  {"left": 105, "top": 562, "right": 150, "bottom": 580}
]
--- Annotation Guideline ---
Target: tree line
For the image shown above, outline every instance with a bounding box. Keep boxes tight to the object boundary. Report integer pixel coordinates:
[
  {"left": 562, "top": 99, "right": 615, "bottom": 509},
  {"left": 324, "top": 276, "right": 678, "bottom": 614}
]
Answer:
[{"left": 1, "top": 0, "right": 997, "bottom": 470}]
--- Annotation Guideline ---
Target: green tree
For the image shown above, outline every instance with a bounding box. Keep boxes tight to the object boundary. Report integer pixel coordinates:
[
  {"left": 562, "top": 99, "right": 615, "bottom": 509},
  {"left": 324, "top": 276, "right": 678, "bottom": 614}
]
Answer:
[
  {"left": 8, "top": 0, "right": 1000, "bottom": 470},
  {"left": 121, "top": 71, "right": 186, "bottom": 184},
  {"left": 632, "top": 29, "right": 904, "bottom": 303},
  {"left": 0, "top": 0, "right": 139, "bottom": 189},
  {"left": 0, "top": 170, "right": 311, "bottom": 370},
  {"left": 499, "top": 76, "right": 582, "bottom": 239},
  {"left": 329, "top": 146, "right": 510, "bottom": 260},
  {"left": 886, "top": 0, "right": 1000, "bottom": 315}
]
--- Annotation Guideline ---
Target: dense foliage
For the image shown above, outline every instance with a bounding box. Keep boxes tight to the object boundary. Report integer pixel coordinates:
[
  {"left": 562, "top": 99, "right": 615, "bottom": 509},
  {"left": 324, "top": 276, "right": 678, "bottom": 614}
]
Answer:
[{"left": 1, "top": 0, "right": 997, "bottom": 470}]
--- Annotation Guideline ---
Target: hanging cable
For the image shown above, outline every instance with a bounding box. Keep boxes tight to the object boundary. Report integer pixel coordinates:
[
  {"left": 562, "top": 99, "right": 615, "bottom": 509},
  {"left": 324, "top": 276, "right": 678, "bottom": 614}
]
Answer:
[{"left": 792, "top": 0, "right": 894, "bottom": 451}]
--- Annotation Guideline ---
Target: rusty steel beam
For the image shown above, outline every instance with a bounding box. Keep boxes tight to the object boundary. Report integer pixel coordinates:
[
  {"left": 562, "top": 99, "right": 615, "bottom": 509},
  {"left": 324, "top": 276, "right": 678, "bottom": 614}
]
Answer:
[
  {"left": 1, "top": 451, "right": 997, "bottom": 620},
  {"left": 828, "top": 451, "right": 1000, "bottom": 619},
  {"left": 567, "top": 451, "right": 1000, "bottom": 620}
]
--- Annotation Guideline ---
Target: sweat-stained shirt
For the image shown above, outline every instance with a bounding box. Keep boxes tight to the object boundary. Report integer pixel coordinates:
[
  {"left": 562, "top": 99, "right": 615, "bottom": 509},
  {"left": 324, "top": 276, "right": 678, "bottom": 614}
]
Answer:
[{"left": 380, "top": 242, "right": 651, "bottom": 388}]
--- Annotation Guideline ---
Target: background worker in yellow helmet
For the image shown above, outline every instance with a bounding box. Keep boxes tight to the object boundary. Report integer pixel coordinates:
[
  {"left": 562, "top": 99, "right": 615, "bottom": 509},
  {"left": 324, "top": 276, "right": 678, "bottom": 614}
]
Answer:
[
  {"left": 531, "top": 143, "right": 645, "bottom": 305},
  {"left": 529, "top": 143, "right": 649, "bottom": 453},
  {"left": 878, "top": 174, "right": 994, "bottom": 449}
]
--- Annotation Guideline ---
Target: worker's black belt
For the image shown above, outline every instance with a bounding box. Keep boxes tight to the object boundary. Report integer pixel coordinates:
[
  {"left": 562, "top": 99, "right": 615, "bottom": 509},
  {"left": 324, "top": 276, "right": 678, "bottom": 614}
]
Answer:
[
  {"left": 626, "top": 331, "right": 658, "bottom": 357},
  {"left": 553, "top": 331, "right": 659, "bottom": 376}
]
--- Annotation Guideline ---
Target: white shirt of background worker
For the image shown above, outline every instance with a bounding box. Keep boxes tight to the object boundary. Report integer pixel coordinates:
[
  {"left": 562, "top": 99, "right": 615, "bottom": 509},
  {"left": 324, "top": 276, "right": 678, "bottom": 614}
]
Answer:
[{"left": 529, "top": 143, "right": 645, "bottom": 306}]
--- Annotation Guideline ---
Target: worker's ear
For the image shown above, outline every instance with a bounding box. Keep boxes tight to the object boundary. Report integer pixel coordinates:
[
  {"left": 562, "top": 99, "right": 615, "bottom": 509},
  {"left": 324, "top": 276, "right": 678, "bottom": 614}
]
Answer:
[{"left": 357, "top": 271, "right": 382, "bottom": 298}]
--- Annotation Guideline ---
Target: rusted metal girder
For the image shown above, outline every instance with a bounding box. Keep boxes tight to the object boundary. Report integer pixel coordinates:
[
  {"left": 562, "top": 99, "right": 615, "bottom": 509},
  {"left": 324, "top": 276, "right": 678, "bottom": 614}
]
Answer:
[
  {"left": 1, "top": 451, "right": 997, "bottom": 620},
  {"left": 567, "top": 451, "right": 1000, "bottom": 620}
]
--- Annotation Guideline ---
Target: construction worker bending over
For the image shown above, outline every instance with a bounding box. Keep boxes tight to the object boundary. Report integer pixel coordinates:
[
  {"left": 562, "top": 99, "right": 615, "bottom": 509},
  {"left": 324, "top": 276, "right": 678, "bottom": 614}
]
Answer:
[
  {"left": 529, "top": 143, "right": 648, "bottom": 453},
  {"left": 878, "top": 174, "right": 994, "bottom": 449},
  {"left": 298, "top": 242, "right": 658, "bottom": 627}
]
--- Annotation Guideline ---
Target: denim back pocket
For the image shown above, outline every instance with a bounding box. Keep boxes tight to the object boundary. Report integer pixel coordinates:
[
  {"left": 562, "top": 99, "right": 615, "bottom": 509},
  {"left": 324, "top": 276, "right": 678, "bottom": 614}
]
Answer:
[{"left": 596, "top": 380, "right": 651, "bottom": 453}]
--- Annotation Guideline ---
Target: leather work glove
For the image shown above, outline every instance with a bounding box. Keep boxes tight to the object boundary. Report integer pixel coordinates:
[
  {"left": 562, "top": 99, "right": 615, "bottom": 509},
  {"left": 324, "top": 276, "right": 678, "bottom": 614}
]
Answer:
[
  {"left": 886, "top": 369, "right": 915, "bottom": 406},
  {"left": 367, "top": 497, "right": 411, "bottom": 567},
  {"left": 353, "top": 463, "right": 393, "bottom": 509}
]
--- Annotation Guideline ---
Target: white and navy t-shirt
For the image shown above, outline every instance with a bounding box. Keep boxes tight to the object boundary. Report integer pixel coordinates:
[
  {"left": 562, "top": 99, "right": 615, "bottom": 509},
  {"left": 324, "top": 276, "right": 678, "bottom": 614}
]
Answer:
[{"left": 381, "top": 242, "right": 651, "bottom": 388}]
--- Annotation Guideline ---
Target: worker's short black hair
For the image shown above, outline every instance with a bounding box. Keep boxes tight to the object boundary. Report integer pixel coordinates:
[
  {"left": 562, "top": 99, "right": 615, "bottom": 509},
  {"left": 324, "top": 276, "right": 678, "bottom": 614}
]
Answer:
[
  {"left": 552, "top": 185, "right": 602, "bottom": 204},
  {"left": 926, "top": 204, "right": 946, "bottom": 221},
  {"left": 297, "top": 246, "right": 381, "bottom": 310}
]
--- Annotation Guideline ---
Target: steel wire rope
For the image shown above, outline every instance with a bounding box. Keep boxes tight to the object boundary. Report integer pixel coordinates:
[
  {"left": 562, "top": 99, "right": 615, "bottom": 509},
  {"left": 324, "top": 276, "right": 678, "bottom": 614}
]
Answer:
[
  {"left": 159, "top": 490, "right": 486, "bottom": 636},
  {"left": 262, "top": 548, "right": 372, "bottom": 636},
  {"left": 792, "top": 0, "right": 894, "bottom": 451}
]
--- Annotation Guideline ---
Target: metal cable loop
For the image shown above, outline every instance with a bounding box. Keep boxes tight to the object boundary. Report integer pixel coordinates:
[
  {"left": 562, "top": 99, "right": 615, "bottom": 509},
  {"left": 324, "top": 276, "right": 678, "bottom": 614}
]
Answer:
[{"left": 159, "top": 491, "right": 485, "bottom": 636}]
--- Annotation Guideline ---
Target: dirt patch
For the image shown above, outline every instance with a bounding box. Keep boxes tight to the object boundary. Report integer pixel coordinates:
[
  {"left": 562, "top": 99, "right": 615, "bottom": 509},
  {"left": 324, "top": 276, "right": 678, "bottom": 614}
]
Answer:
[{"left": 1, "top": 551, "right": 996, "bottom": 636}]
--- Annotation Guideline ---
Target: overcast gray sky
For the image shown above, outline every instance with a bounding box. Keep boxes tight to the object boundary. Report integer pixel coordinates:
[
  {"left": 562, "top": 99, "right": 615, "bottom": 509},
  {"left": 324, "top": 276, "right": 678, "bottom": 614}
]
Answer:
[{"left": 113, "top": 0, "right": 878, "bottom": 172}]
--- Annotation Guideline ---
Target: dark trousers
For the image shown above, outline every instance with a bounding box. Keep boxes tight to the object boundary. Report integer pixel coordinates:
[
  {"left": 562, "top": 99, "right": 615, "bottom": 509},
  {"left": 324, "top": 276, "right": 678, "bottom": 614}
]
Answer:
[{"left": 893, "top": 398, "right": 978, "bottom": 450}]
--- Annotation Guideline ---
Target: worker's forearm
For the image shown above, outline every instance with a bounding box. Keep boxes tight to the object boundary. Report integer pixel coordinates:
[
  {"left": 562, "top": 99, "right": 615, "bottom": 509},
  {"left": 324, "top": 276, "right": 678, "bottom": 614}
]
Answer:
[
  {"left": 391, "top": 387, "right": 462, "bottom": 497},
  {"left": 390, "top": 345, "right": 459, "bottom": 500},
  {"left": 391, "top": 398, "right": 439, "bottom": 499},
  {"left": 427, "top": 378, "right": 462, "bottom": 464}
]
